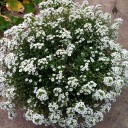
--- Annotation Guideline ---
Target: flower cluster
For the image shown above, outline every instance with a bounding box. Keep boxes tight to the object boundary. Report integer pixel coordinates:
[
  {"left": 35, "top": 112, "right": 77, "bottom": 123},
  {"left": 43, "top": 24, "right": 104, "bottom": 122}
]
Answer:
[
  {"left": 34, "top": 87, "right": 49, "bottom": 103},
  {"left": 0, "top": 0, "right": 128, "bottom": 128}
]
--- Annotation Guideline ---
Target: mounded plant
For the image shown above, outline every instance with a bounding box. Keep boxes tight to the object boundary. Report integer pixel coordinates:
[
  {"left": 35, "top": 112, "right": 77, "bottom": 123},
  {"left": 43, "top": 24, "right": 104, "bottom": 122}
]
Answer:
[{"left": 0, "top": 0, "right": 128, "bottom": 127}]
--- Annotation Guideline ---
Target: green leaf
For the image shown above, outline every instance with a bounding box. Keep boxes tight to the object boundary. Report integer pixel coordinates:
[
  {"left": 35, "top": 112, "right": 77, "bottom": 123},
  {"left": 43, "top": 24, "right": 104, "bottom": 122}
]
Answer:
[
  {"left": 10, "top": 16, "right": 24, "bottom": 25},
  {"left": 24, "top": 3, "right": 35, "bottom": 13},
  {"left": 0, "top": 15, "right": 10, "bottom": 31},
  {"left": 6, "top": 0, "right": 24, "bottom": 12},
  {"left": 0, "top": 0, "right": 6, "bottom": 5},
  {"left": 31, "top": 0, "right": 42, "bottom": 5}
]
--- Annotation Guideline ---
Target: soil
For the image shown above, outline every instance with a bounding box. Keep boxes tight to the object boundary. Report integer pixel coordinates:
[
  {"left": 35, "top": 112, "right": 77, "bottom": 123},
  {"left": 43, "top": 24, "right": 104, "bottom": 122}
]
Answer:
[{"left": 0, "top": 0, "right": 128, "bottom": 128}]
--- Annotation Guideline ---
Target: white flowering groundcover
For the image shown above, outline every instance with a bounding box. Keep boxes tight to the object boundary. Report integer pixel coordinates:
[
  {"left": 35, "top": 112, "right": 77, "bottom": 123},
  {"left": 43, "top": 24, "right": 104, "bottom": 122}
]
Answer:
[{"left": 0, "top": 0, "right": 128, "bottom": 127}]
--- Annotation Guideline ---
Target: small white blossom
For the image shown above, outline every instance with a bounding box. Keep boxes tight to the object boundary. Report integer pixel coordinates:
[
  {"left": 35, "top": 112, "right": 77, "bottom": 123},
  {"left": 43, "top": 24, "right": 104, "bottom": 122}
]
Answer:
[
  {"left": 103, "top": 77, "right": 113, "bottom": 86},
  {"left": 93, "top": 89, "right": 106, "bottom": 101},
  {"left": 35, "top": 87, "right": 48, "bottom": 102}
]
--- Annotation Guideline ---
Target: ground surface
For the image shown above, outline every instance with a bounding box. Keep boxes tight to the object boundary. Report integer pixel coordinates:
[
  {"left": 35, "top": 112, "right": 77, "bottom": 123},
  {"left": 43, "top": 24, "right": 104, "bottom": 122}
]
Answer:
[{"left": 0, "top": 0, "right": 128, "bottom": 128}]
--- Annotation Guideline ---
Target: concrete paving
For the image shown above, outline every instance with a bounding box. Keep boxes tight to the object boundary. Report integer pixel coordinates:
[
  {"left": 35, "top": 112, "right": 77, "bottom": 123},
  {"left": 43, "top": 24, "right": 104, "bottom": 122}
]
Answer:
[{"left": 0, "top": 0, "right": 128, "bottom": 128}]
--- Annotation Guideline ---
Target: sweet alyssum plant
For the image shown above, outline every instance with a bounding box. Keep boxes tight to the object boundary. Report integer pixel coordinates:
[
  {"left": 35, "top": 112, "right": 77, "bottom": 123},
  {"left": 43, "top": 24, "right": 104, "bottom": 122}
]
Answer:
[{"left": 0, "top": 0, "right": 128, "bottom": 127}]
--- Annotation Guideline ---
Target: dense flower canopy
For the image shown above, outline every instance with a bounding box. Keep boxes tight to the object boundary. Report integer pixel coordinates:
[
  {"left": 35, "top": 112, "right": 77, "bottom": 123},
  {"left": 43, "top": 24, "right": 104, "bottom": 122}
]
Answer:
[{"left": 0, "top": 0, "right": 128, "bottom": 127}]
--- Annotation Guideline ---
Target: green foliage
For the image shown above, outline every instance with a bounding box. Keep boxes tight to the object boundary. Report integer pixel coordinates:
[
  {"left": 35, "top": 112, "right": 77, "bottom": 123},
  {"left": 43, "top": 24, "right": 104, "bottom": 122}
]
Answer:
[
  {"left": 31, "top": 0, "right": 43, "bottom": 5},
  {"left": 0, "top": 15, "right": 10, "bottom": 31},
  {"left": 24, "top": 2, "right": 35, "bottom": 13},
  {"left": 0, "top": 0, "right": 44, "bottom": 32},
  {"left": 10, "top": 15, "right": 24, "bottom": 25},
  {"left": 0, "top": 0, "right": 6, "bottom": 6}
]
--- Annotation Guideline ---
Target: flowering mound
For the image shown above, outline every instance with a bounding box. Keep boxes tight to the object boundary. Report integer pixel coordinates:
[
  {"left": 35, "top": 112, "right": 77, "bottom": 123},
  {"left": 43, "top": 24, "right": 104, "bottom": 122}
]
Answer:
[{"left": 0, "top": 0, "right": 128, "bottom": 127}]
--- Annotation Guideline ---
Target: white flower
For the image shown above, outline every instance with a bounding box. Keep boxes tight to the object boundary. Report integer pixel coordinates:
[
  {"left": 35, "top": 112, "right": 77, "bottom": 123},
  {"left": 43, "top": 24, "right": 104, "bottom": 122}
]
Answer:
[
  {"left": 93, "top": 89, "right": 106, "bottom": 101},
  {"left": 35, "top": 87, "right": 48, "bottom": 102},
  {"left": 103, "top": 77, "right": 113, "bottom": 86},
  {"left": 80, "top": 60, "right": 90, "bottom": 71},
  {"left": 48, "top": 110, "right": 61, "bottom": 124},
  {"left": 32, "top": 113, "right": 44, "bottom": 125},
  {"left": 19, "top": 58, "right": 37, "bottom": 75},
  {"left": 66, "top": 107, "right": 75, "bottom": 117},
  {"left": 59, "top": 28, "right": 72, "bottom": 39},
  {"left": 4, "top": 53, "right": 17, "bottom": 69},
  {"left": 111, "top": 67, "right": 122, "bottom": 76},
  {"left": 55, "top": 49, "right": 67, "bottom": 58},
  {"left": 84, "top": 23, "right": 92, "bottom": 32},
  {"left": 48, "top": 102, "right": 59, "bottom": 112},
  {"left": 66, "top": 117, "right": 78, "bottom": 128},
  {"left": 111, "top": 18, "right": 123, "bottom": 29},
  {"left": 74, "top": 102, "right": 86, "bottom": 115},
  {"left": 8, "top": 110, "right": 17, "bottom": 120},
  {"left": 80, "top": 81, "right": 97, "bottom": 95},
  {"left": 38, "top": 58, "right": 49, "bottom": 69},
  {"left": 121, "top": 49, "right": 128, "bottom": 60},
  {"left": 0, "top": 70, "right": 5, "bottom": 83},
  {"left": 5, "top": 87, "right": 15, "bottom": 99},
  {"left": 53, "top": 87, "right": 62, "bottom": 96},
  {"left": 67, "top": 77, "right": 79, "bottom": 90},
  {"left": 94, "top": 111, "right": 103, "bottom": 122},
  {"left": 25, "top": 109, "right": 34, "bottom": 121},
  {"left": 66, "top": 44, "right": 75, "bottom": 56},
  {"left": 100, "top": 103, "right": 111, "bottom": 113}
]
